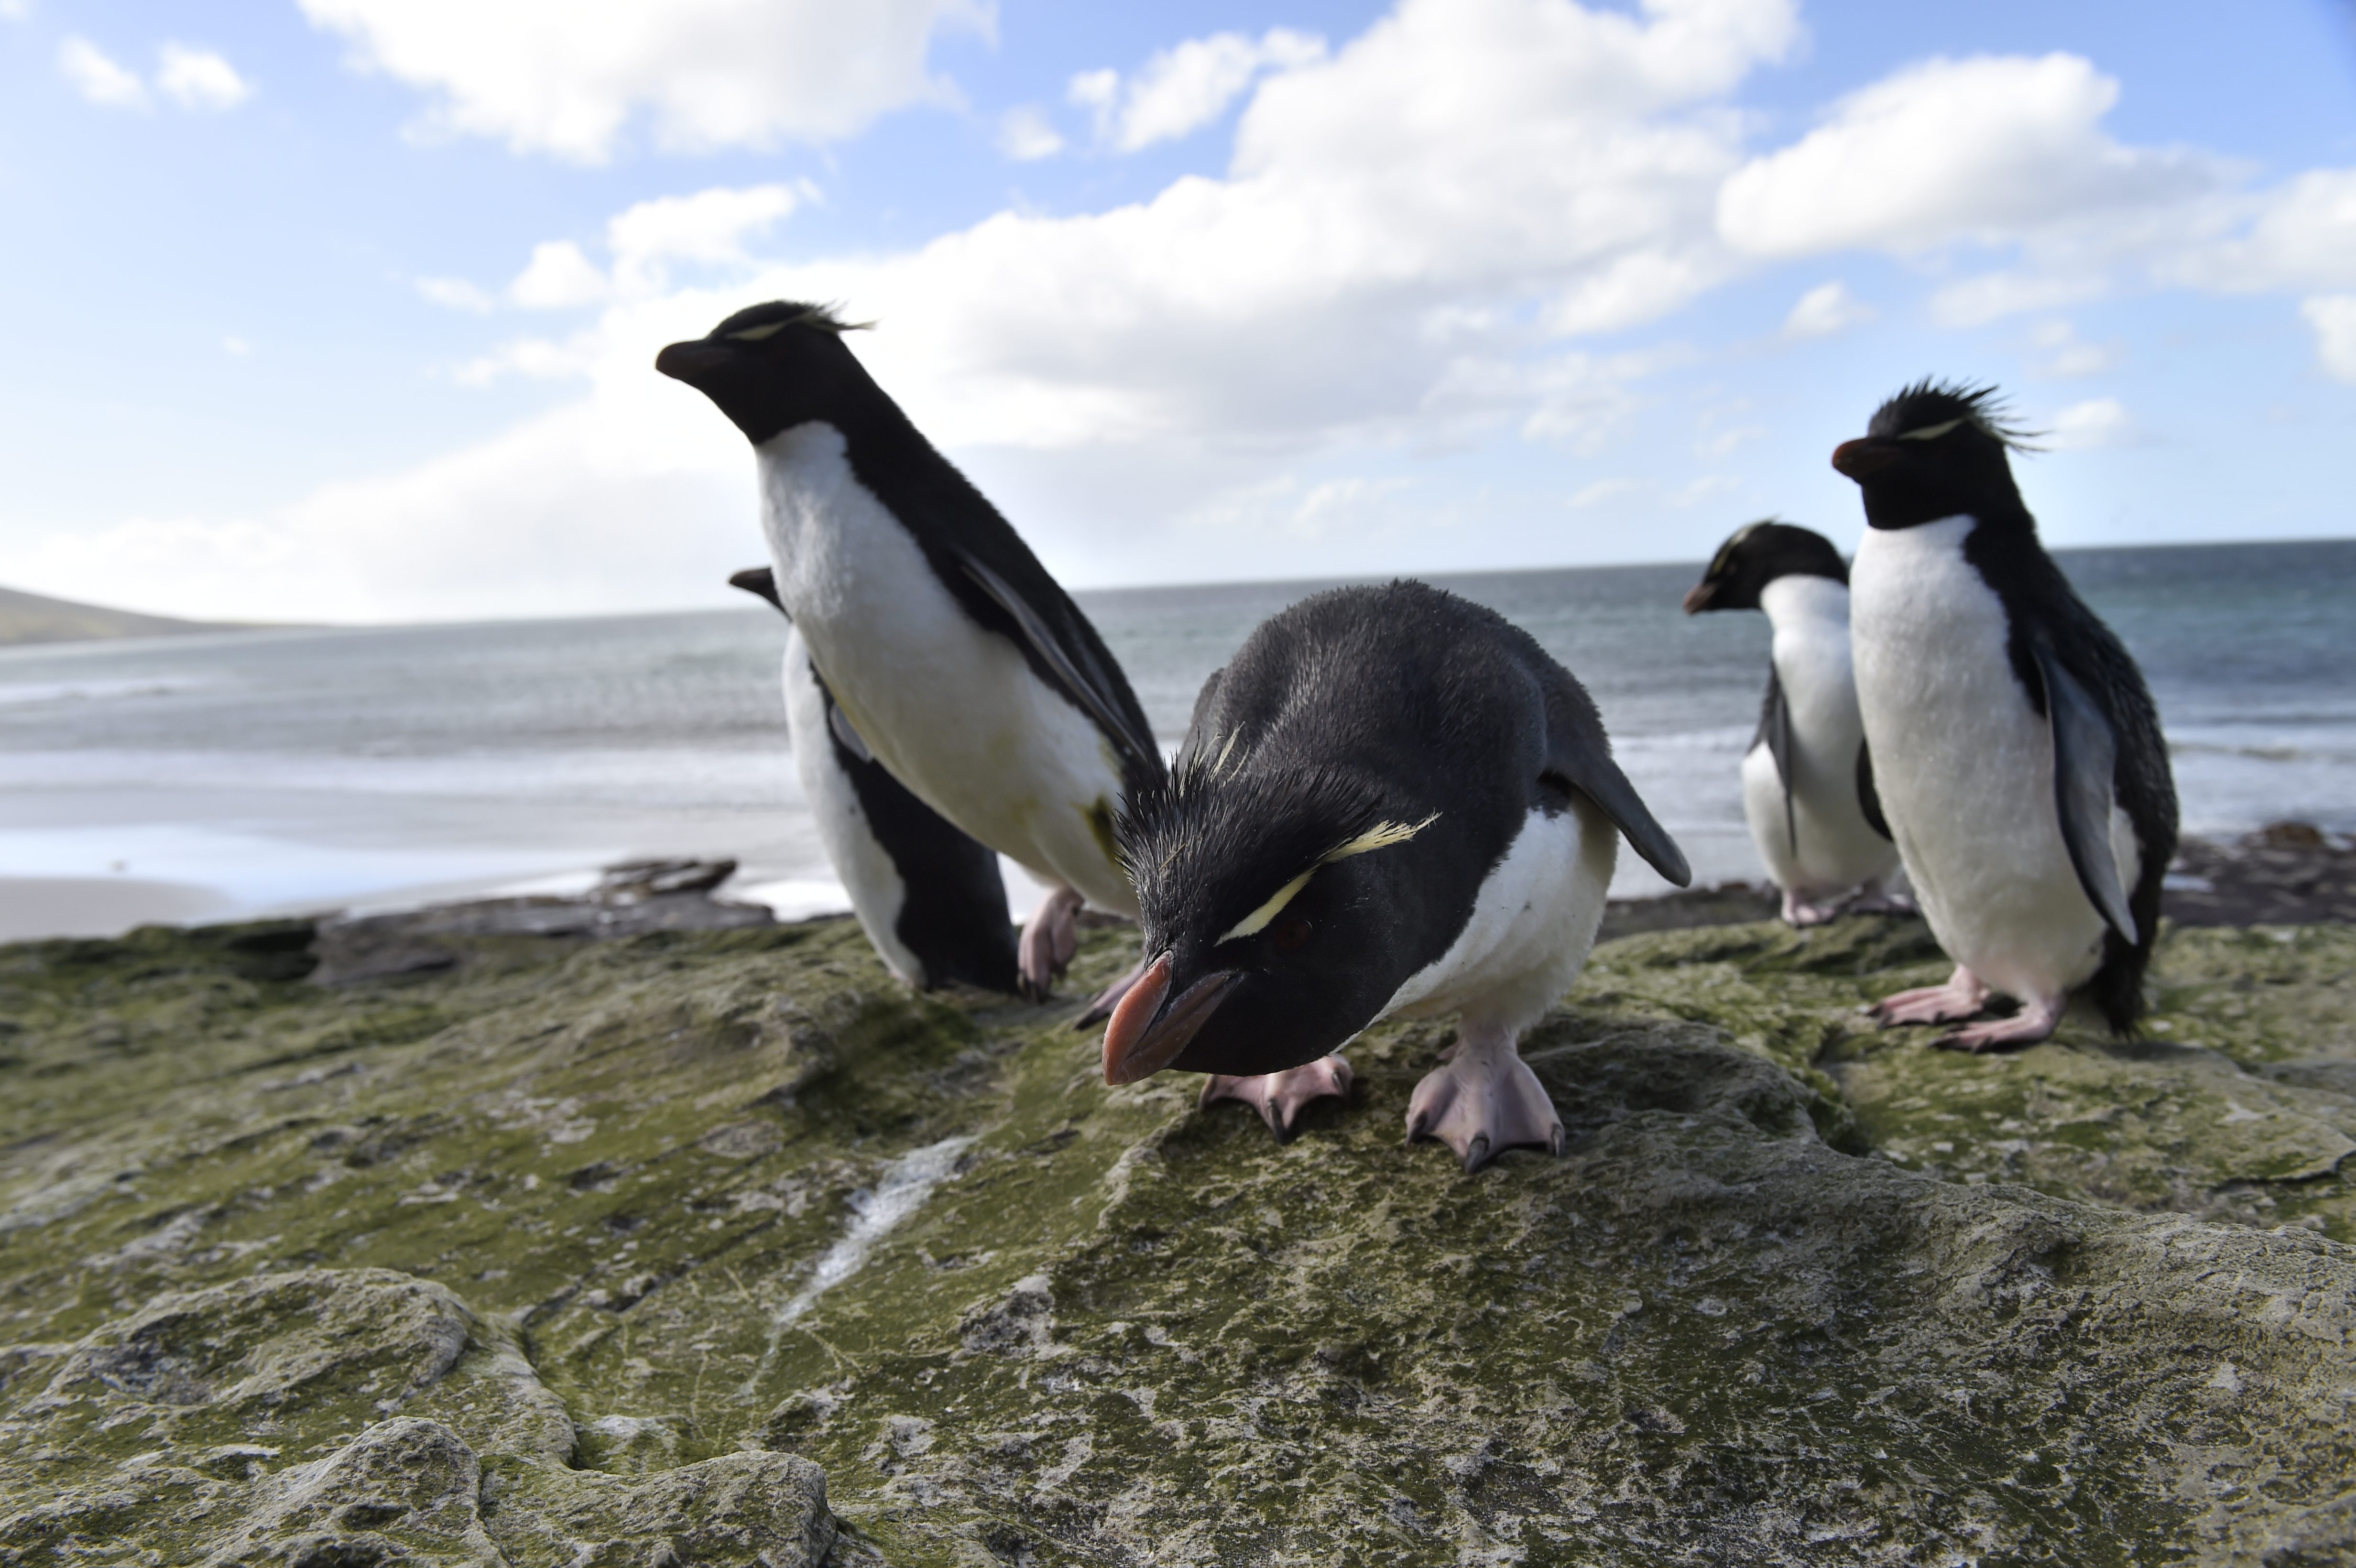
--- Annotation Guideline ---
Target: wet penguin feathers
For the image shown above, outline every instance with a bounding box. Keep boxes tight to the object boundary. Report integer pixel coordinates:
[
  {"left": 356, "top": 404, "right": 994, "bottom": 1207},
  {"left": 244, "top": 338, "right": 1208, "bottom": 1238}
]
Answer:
[{"left": 661, "top": 302, "right": 1163, "bottom": 799}]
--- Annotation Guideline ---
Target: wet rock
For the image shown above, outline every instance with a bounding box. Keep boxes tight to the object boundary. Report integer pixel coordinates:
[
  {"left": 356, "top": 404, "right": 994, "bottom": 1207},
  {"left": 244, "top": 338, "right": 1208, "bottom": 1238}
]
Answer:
[
  {"left": 309, "top": 858, "right": 772, "bottom": 985},
  {"left": 0, "top": 906, "right": 2352, "bottom": 1563}
]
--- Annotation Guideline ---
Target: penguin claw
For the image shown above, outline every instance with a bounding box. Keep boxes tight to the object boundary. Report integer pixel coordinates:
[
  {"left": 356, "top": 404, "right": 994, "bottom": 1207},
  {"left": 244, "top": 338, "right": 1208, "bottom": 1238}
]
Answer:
[
  {"left": 1200, "top": 1056, "right": 1353, "bottom": 1141},
  {"left": 1018, "top": 884, "right": 1087, "bottom": 1001},
  {"left": 1931, "top": 995, "right": 2066, "bottom": 1054},
  {"left": 1404, "top": 1027, "right": 1563, "bottom": 1176},
  {"left": 1870, "top": 966, "right": 1990, "bottom": 1028}
]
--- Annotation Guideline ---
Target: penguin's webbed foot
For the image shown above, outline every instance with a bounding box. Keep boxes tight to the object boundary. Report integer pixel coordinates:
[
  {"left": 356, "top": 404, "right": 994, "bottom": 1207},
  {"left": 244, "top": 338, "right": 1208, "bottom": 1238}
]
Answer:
[
  {"left": 1843, "top": 880, "right": 1919, "bottom": 918},
  {"left": 1018, "top": 884, "right": 1085, "bottom": 1002},
  {"left": 1933, "top": 994, "right": 2065, "bottom": 1054},
  {"left": 1405, "top": 1026, "right": 1564, "bottom": 1175},
  {"left": 1072, "top": 956, "right": 1148, "bottom": 1030},
  {"left": 1781, "top": 892, "right": 1843, "bottom": 928},
  {"left": 1200, "top": 1056, "right": 1354, "bottom": 1143},
  {"left": 1869, "top": 966, "right": 1989, "bottom": 1028}
]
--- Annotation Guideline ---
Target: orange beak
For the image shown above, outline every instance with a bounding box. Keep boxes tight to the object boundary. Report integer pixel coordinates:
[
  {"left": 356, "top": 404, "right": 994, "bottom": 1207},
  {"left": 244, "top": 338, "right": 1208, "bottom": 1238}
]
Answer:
[{"left": 1101, "top": 954, "right": 1239, "bottom": 1085}]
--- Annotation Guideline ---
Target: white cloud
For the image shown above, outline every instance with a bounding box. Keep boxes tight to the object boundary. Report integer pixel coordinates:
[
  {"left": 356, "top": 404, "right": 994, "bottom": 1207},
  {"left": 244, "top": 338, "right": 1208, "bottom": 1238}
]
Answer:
[
  {"left": 58, "top": 36, "right": 147, "bottom": 109},
  {"left": 1, "top": 1, "right": 33, "bottom": 22},
  {"left": 2170, "top": 170, "right": 2356, "bottom": 294},
  {"left": 2301, "top": 295, "right": 2356, "bottom": 383},
  {"left": 1075, "top": 28, "right": 1325, "bottom": 152},
  {"left": 504, "top": 185, "right": 802, "bottom": 310},
  {"left": 1720, "top": 54, "right": 2223, "bottom": 258},
  {"left": 2045, "top": 397, "right": 2141, "bottom": 449},
  {"left": 298, "top": 0, "right": 993, "bottom": 163},
  {"left": 416, "top": 276, "right": 496, "bottom": 314},
  {"left": 221, "top": 336, "right": 253, "bottom": 357},
  {"left": 1782, "top": 280, "right": 1873, "bottom": 338},
  {"left": 156, "top": 44, "right": 251, "bottom": 110},
  {"left": 1929, "top": 269, "right": 2107, "bottom": 328},
  {"left": 510, "top": 242, "right": 610, "bottom": 310},
  {"left": 996, "top": 104, "right": 1063, "bottom": 161}
]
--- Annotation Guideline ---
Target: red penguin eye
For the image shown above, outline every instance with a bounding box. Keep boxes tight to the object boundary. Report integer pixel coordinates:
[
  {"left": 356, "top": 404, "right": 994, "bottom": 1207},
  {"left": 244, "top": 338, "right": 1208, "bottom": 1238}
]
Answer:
[{"left": 1272, "top": 916, "right": 1313, "bottom": 954}]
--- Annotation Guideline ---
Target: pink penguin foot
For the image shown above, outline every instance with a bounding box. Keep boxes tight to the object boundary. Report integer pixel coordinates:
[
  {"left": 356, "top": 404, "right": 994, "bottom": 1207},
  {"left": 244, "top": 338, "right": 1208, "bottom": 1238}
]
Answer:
[
  {"left": 1933, "top": 994, "right": 2066, "bottom": 1054},
  {"left": 1843, "top": 880, "right": 1919, "bottom": 917},
  {"left": 1200, "top": 1055, "right": 1354, "bottom": 1142},
  {"left": 1017, "top": 883, "right": 1085, "bottom": 1002},
  {"left": 1405, "top": 1027, "right": 1564, "bottom": 1175},
  {"left": 1869, "top": 966, "right": 1990, "bottom": 1028},
  {"left": 1782, "top": 892, "right": 1844, "bottom": 928}
]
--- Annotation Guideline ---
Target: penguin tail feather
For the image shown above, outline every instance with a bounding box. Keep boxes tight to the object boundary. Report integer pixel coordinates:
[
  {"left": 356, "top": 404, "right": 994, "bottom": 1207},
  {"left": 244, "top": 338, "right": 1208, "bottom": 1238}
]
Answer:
[{"left": 2086, "top": 863, "right": 2167, "bottom": 1037}]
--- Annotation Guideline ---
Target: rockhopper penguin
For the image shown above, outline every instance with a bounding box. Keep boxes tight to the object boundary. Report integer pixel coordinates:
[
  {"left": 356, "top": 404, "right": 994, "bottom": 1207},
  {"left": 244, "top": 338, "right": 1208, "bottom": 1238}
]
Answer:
[
  {"left": 1101, "top": 581, "right": 1691, "bottom": 1172},
  {"left": 730, "top": 567, "right": 1019, "bottom": 993},
  {"left": 659, "top": 303, "right": 1165, "bottom": 1001},
  {"left": 1683, "top": 521, "right": 1907, "bottom": 926},
  {"left": 1832, "top": 381, "right": 2177, "bottom": 1050}
]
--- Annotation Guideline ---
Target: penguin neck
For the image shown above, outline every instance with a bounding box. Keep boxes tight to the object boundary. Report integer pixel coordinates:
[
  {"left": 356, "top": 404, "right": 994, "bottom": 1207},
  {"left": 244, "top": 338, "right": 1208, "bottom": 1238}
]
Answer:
[{"left": 1757, "top": 574, "right": 1849, "bottom": 635}]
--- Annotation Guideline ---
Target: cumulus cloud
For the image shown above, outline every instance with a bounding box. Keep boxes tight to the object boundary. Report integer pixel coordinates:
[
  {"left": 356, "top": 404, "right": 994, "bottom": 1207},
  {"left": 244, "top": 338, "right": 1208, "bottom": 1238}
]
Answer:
[
  {"left": 298, "top": 0, "right": 992, "bottom": 163},
  {"left": 1720, "top": 54, "right": 2224, "bottom": 259},
  {"left": 156, "top": 44, "right": 251, "bottom": 110},
  {"left": 501, "top": 185, "right": 803, "bottom": 316},
  {"left": 1072, "top": 28, "right": 1325, "bottom": 152},
  {"left": 2301, "top": 295, "right": 2356, "bottom": 383},
  {"left": 2045, "top": 397, "right": 2142, "bottom": 450},
  {"left": 2029, "top": 319, "right": 2117, "bottom": 379},
  {"left": 1782, "top": 280, "right": 1874, "bottom": 338},
  {"left": 58, "top": 37, "right": 147, "bottom": 108}
]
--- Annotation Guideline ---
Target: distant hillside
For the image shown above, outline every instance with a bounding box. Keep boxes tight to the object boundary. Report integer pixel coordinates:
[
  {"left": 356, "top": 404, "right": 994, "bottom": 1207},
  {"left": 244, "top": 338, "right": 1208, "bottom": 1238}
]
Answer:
[{"left": 0, "top": 583, "right": 236, "bottom": 646}]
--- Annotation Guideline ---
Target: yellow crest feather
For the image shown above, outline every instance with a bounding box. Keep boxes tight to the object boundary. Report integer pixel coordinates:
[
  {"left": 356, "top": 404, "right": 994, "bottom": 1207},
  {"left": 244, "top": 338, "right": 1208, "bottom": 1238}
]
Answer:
[{"left": 1321, "top": 813, "right": 1440, "bottom": 863}]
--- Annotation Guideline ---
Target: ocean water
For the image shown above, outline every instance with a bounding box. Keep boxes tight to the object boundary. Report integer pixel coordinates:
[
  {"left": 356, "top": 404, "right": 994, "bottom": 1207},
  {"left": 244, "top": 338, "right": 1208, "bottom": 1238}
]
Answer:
[{"left": 0, "top": 540, "right": 2347, "bottom": 935}]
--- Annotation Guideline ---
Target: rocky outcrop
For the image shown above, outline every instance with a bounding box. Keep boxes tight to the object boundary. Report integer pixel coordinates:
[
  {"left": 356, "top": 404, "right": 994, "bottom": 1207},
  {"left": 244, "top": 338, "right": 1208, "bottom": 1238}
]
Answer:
[{"left": 0, "top": 906, "right": 2349, "bottom": 1563}]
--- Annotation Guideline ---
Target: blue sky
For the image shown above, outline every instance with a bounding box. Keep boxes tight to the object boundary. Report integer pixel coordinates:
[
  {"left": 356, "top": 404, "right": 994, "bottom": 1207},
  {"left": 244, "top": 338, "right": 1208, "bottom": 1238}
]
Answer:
[{"left": 1, "top": 0, "right": 2352, "bottom": 622}]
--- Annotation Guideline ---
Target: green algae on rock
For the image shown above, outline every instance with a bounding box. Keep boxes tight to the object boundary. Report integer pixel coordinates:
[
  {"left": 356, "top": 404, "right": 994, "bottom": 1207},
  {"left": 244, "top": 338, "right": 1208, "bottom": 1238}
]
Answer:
[{"left": 0, "top": 910, "right": 2351, "bottom": 1564}]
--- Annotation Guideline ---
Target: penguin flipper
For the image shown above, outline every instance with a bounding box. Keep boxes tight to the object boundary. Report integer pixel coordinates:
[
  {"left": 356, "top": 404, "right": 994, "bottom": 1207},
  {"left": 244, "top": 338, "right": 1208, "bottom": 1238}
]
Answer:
[
  {"left": 956, "top": 552, "right": 1159, "bottom": 775},
  {"left": 1543, "top": 716, "right": 1691, "bottom": 889},
  {"left": 1855, "top": 738, "right": 1891, "bottom": 841},
  {"left": 2034, "top": 640, "right": 2137, "bottom": 945},
  {"left": 1756, "top": 667, "right": 1797, "bottom": 858}
]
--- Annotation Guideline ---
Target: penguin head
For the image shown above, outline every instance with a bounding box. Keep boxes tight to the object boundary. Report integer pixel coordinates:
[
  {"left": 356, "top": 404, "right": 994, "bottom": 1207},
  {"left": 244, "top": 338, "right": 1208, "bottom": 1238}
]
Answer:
[
  {"left": 655, "top": 302, "right": 875, "bottom": 446},
  {"left": 1830, "top": 381, "right": 2035, "bottom": 530},
  {"left": 1102, "top": 756, "right": 1439, "bottom": 1085},
  {"left": 1682, "top": 520, "right": 1847, "bottom": 613}
]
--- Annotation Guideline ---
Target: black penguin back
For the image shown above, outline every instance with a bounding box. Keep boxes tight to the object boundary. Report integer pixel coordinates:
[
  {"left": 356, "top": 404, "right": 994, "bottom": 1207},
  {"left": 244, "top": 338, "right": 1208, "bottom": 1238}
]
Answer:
[{"left": 1963, "top": 521, "right": 2177, "bottom": 1033}]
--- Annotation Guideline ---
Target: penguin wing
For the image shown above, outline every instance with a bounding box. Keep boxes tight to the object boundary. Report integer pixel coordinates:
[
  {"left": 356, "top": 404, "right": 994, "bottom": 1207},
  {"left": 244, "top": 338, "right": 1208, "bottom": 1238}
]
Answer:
[
  {"left": 954, "top": 551, "right": 1159, "bottom": 776},
  {"left": 1855, "top": 739, "right": 1892, "bottom": 841},
  {"left": 1540, "top": 680, "right": 1691, "bottom": 889},
  {"left": 1754, "top": 667, "right": 1797, "bottom": 857},
  {"left": 2032, "top": 638, "right": 2137, "bottom": 944}
]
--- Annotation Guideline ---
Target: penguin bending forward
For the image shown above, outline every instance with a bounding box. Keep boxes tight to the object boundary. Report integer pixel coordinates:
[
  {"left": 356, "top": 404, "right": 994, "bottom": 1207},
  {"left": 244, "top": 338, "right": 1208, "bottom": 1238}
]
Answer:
[
  {"left": 1832, "top": 382, "right": 2177, "bottom": 1051},
  {"left": 659, "top": 303, "right": 1165, "bottom": 1001},
  {"left": 1101, "top": 582, "right": 1691, "bottom": 1172},
  {"left": 1683, "top": 521, "right": 1907, "bottom": 925},
  {"left": 730, "top": 567, "right": 1019, "bottom": 993}
]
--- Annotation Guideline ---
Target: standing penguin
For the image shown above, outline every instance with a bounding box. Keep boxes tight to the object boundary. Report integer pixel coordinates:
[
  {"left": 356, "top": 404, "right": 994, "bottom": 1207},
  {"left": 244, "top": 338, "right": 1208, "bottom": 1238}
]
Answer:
[
  {"left": 1100, "top": 582, "right": 1691, "bottom": 1172},
  {"left": 1832, "top": 381, "right": 2177, "bottom": 1050},
  {"left": 1683, "top": 521, "right": 1907, "bottom": 926},
  {"left": 730, "top": 567, "right": 1019, "bottom": 993},
  {"left": 658, "top": 303, "right": 1164, "bottom": 1001}
]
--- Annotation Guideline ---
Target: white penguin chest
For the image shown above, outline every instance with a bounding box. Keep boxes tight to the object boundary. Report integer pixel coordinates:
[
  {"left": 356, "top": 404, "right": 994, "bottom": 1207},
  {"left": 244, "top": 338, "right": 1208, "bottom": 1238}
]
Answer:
[
  {"left": 1848, "top": 517, "right": 2109, "bottom": 998},
  {"left": 1379, "top": 798, "right": 1617, "bottom": 1036},
  {"left": 754, "top": 423, "right": 1132, "bottom": 911},
  {"left": 1747, "top": 577, "right": 1896, "bottom": 893}
]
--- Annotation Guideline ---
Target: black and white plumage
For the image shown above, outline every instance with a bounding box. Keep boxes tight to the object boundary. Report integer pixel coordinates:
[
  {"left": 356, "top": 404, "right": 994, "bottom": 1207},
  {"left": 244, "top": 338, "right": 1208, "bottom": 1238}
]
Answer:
[
  {"left": 658, "top": 303, "right": 1164, "bottom": 1000},
  {"left": 1832, "top": 381, "right": 2178, "bottom": 1050},
  {"left": 730, "top": 567, "right": 1018, "bottom": 993},
  {"left": 1100, "top": 582, "right": 1691, "bottom": 1171},
  {"left": 1683, "top": 521, "right": 1906, "bottom": 926}
]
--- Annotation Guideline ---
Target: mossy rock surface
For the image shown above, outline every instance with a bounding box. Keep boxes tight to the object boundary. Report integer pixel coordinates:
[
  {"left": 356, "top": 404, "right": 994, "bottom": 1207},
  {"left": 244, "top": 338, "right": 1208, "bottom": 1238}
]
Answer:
[{"left": 0, "top": 911, "right": 2350, "bottom": 1564}]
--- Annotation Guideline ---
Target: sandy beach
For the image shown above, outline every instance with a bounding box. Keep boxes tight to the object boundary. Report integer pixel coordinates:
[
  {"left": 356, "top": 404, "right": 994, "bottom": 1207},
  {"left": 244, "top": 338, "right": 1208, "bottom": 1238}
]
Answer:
[{"left": 0, "top": 876, "right": 235, "bottom": 941}]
